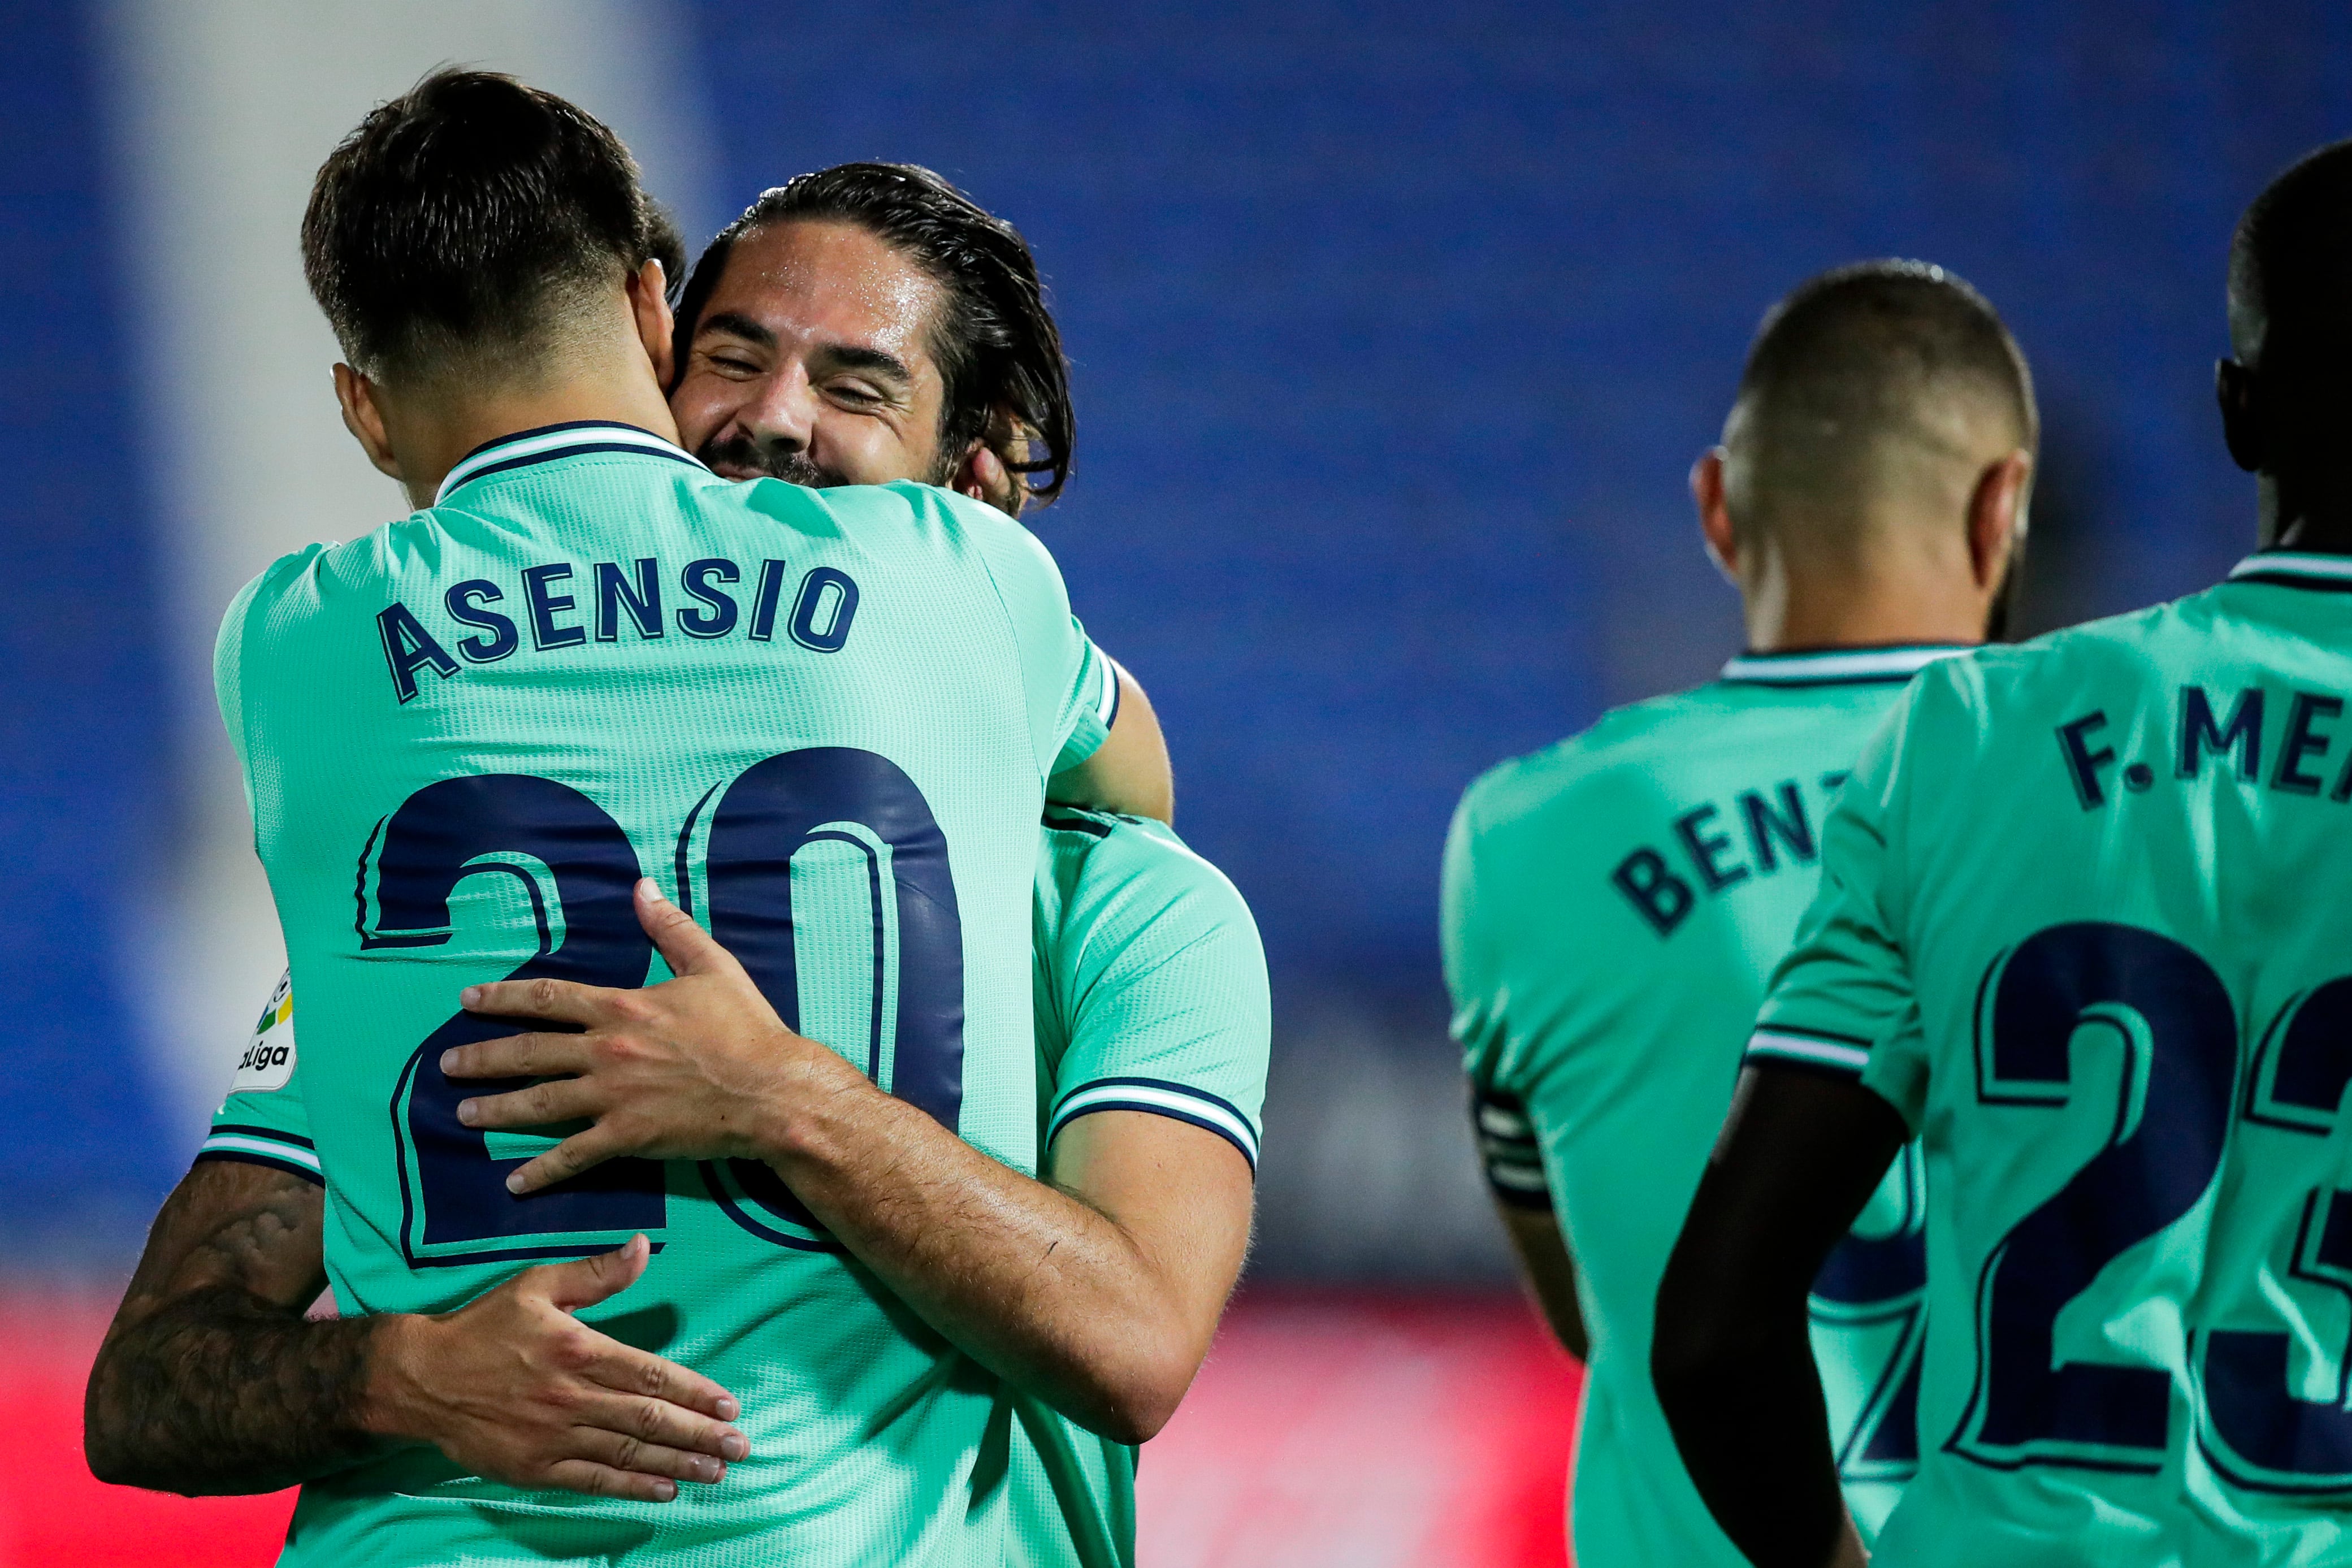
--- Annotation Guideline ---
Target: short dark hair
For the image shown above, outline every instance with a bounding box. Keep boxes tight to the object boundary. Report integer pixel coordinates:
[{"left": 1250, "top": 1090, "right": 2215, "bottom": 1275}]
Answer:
[
  {"left": 671, "top": 163, "right": 1075, "bottom": 506},
  {"left": 1729, "top": 261, "right": 2036, "bottom": 536},
  {"left": 302, "top": 68, "right": 677, "bottom": 384},
  {"left": 2230, "top": 138, "right": 2352, "bottom": 374}
]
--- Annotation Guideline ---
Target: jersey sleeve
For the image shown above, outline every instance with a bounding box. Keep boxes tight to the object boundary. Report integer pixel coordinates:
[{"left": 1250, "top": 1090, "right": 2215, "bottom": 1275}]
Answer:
[
  {"left": 1748, "top": 677, "right": 1934, "bottom": 1129},
  {"left": 1442, "top": 777, "right": 1554, "bottom": 1211},
  {"left": 1038, "top": 816, "right": 1270, "bottom": 1172},
  {"left": 955, "top": 491, "right": 1117, "bottom": 780},
  {"left": 197, "top": 970, "right": 320, "bottom": 1184}
]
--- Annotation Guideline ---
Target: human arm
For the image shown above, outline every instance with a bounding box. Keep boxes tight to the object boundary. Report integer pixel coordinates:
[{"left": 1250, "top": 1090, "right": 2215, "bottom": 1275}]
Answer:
[
  {"left": 1651, "top": 1064, "right": 1909, "bottom": 1568},
  {"left": 86, "top": 1163, "right": 748, "bottom": 1501},
  {"left": 1049, "top": 659, "right": 1173, "bottom": 824},
  {"left": 448, "top": 880, "right": 1254, "bottom": 1443},
  {"left": 1498, "top": 1202, "right": 1588, "bottom": 1362}
]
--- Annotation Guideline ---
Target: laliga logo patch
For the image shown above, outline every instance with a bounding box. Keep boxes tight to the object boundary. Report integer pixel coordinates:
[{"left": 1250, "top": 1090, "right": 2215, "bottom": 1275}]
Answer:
[{"left": 232, "top": 971, "right": 297, "bottom": 1093}]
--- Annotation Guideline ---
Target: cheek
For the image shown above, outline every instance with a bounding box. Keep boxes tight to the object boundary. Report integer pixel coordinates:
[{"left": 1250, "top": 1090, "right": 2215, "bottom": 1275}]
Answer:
[
  {"left": 668, "top": 375, "right": 742, "bottom": 451},
  {"left": 809, "top": 411, "right": 928, "bottom": 485}
]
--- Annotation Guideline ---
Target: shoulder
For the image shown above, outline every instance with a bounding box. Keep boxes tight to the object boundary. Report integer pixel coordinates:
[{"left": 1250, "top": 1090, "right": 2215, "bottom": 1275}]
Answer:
[
  {"left": 1037, "top": 809, "right": 1257, "bottom": 955},
  {"left": 1454, "top": 683, "right": 1742, "bottom": 847},
  {"left": 1911, "top": 599, "right": 2201, "bottom": 724}
]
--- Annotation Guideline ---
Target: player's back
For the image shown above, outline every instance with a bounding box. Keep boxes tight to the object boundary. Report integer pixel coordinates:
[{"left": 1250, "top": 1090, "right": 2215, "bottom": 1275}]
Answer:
[
  {"left": 1443, "top": 646, "right": 1959, "bottom": 1566},
  {"left": 216, "top": 424, "right": 1100, "bottom": 1566},
  {"left": 1760, "top": 552, "right": 2352, "bottom": 1566}
]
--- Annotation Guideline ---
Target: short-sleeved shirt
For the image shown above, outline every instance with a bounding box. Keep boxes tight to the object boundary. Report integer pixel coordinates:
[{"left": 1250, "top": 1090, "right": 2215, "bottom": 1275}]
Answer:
[
  {"left": 212, "top": 423, "right": 1112, "bottom": 1567},
  {"left": 1444, "top": 646, "right": 1963, "bottom": 1566},
  {"left": 206, "top": 808, "right": 1268, "bottom": 1568},
  {"left": 1004, "top": 807, "right": 1270, "bottom": 1568},
  {"left": 1753, "top": 555, "right": 2352, "bottom": 1566}
]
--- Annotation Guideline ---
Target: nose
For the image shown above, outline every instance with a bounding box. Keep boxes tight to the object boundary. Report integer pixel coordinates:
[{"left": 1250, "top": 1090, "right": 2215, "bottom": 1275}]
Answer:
[{"left": 735, "top": 361, "right": 818, "bottom": 456}]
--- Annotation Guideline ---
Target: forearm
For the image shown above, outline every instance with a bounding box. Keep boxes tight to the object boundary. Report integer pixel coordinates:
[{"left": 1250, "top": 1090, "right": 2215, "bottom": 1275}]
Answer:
[
  {"left": 86, "top": 1287, "right": 391, "bottom": 1495},
  {"left": 763, "top": 1077, "right": 1188, "bottom": 1441},
  {"left": 1652, "top": 1290, "right": 1849, "bottom": 1567}
]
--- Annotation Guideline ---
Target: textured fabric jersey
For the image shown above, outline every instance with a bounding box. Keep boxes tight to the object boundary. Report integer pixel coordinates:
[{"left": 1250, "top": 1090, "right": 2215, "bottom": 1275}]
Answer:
[
  {"left": 205, "top": 808, "right": 1267, "bottom": 1568},
  {"left": 1004, "top": 807, "right": 1270, "bottom": 1568},
  {"left": 1752, "top": 554, "right": 2352, "bottom": 1567},
  {"left": 211, "top": 423, "right": 1116, "bottom": 1567},
  {"left": 1444, "top": 645, "right": 1963, "bottom": 1566}
]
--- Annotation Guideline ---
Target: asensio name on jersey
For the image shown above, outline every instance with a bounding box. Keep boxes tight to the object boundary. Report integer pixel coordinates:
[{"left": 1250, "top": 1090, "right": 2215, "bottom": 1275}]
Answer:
[
  {"left": 1444, "top": 644, "right": 1957, "bottom": 1565},
  {"left": 212, "top": 423, "right": 1119, "bottom": 1567},
  {"left": 205, "top": 805, "right": 1270, "bottom": 1568},
  {"left": 1752, "top": 554, "right": 2352, "bottom": 1566}
]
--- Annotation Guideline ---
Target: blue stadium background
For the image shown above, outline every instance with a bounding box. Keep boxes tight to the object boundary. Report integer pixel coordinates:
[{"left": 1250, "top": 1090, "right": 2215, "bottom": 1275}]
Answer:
[{"left": 5, "top": 0, "right": 2349, "bottom": 1270}]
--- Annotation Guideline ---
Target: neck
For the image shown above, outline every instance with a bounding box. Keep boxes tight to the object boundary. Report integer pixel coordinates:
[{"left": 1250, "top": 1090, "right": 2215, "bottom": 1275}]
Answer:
[
  {"left": 383, "top": 348, "right": 680, "bottom": 510},
  {"left": 2258, "top": 472, "right": 2352, "bottom": 555},
  {"left": 1740, "top": 552, "right": 1986, "bottom": 653}
]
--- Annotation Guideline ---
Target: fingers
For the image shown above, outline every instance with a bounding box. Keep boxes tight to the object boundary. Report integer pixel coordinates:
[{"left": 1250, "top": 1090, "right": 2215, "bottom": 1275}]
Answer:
[
  {"left": 582, "top": 1338, "right": 743, "bottom": 1425},
  {"left": 462, "top": 976, "right": 617, "bottom": 1029},
  {"left": 564, "top": 1423, "right": 735, "bottom": 1485},
  {"left": 507, "top": 1126, "right": 627, "bottom": 1194},
  {"left": 530, "top": 1235, "right": 651, "bottom": 1311},
  {"left": 634, "top": 878, "right": 742, "bottom": 980},
  {"left": 571, "top": 1388, "right": 749, "bottom": 1470},
  {"left": 541, "top": 1458, "right": 684, "bottom": 1504},
  {"left": 441, "top": 1032, "right": 590, "bottom": 1082},
  {"left": 457, "top": 1076, "right": 597, "bottom": 1130}
]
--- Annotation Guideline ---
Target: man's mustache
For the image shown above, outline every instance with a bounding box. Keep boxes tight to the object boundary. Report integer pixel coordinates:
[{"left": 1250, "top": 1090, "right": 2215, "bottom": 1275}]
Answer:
[{"left": 696, "top": 431, "right": 848, "bottom": 488}]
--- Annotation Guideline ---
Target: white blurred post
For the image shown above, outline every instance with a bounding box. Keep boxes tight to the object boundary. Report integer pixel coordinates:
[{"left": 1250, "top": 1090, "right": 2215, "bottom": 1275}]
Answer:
[{"left": 98, "top": 0, "right": 718, "bottom": 1143}]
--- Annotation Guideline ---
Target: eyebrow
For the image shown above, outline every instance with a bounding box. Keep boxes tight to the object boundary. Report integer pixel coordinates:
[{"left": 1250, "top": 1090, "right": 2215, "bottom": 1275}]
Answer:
[{"left": 695, "top": 310, "right": 775, "bottom": 349}]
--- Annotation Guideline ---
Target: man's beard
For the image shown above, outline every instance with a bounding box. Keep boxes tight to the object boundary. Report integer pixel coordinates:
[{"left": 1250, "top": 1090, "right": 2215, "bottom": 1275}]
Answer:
[{"left": 696, "top": 430, "right": 854, "bottom": 488}]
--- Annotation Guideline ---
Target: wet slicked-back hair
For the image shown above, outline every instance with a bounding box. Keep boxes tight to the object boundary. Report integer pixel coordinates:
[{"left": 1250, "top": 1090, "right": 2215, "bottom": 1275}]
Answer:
[
  {"left": 2229, "top": 138, "right": 2352, "bottom": 373},
  {"left": 1727, "top": 260, "right": 2036, "bottom": 540},
  {"left": 302, "top": 68, "right": 681, "bottom": 384},
  {"left": 671, "top": 163, "right": 1075, "bottom": 507}
]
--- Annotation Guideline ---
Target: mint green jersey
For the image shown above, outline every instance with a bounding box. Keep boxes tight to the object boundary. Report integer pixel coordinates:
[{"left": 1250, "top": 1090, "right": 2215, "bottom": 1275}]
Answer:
[
  {"left": 211, "top": 424, "right": 1117, "bottom": 1567},
  {"left": 204, "top": 809, "right": 1267, "bottom": 1568},
  {"left": 1753, "top": 554, "right": 2352, "bottom": 1567},
  {"left": 1443, "top": 645, "right": 1963, "bottom": 1566},
  {"left": 1006, "top": 808, "right": 1270, "bottom": 1568}
]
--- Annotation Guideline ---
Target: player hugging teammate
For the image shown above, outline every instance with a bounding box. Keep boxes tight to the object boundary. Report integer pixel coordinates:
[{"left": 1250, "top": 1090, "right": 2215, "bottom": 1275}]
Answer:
[
  {"left": 78, "top": 55, "right": 2352, "bottom": 1568},
  {"left": 85, "top": 71, "right": 1265, "bottom": 1568}
]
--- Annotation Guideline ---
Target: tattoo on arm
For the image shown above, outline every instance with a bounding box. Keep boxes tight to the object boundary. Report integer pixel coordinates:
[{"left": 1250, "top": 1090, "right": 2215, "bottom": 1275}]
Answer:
[{"left": 85, "top": 1160, "right": 385, "bottom": 1495}]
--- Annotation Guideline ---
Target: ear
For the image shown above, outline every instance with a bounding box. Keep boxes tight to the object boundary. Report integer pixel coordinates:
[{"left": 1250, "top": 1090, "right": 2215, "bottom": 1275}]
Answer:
[
  {"left": 950, "top": 441, "right": 1023, "bottom": 517},
  {"left": 2216, "top": 358, "right": 2262, "bottom": 474},
  {"left": 627, "top": 259, "right": 676, "bottom": 387},
  {"left": 333, "top": 362, "right": 404, "bottom": 482},
  {"left": 1966, "top": 450, "right": 2033, "bottom": 591},
  {"left": 1692, "top": 448, "right": 1738, "bottom": 584}
]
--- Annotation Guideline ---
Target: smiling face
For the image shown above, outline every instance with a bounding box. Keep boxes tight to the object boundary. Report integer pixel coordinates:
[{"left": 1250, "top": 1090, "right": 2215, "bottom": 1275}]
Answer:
[{"left": 669, "top": 219, "right": 955, "bottom": 487}]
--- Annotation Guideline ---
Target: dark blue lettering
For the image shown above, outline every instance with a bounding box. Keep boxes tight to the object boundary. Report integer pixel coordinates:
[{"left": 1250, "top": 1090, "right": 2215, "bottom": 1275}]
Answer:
[
  {"left": 443, "top": 580, "right": 517, "bottom": 664},
  {"left": 2178, "top": 686, "right": 2263, "bottom": 781},
  {"left": 2058, "top": 712, "right": 2118, "bottom": 809},
  {"left": 1673, "top": 803, "right": 1749, "bottom": 893},
  {"left": 377, "top": 601, "right": 458, "bottom": 704},
  {"left": 1610, "top": 847, "right": 1692, "bottom": 937},
  {"left": 2272, "top": 691, "right": 2341, "bottom": 796},
  {"left": 594, "top": 558, "right": 664, "bottom": 642},
  {"left": 748, "top": 560, "right": 789, "bottom": 642},
  {"left": 522, "top": 564, "right": 585, "bottom": 650},
  {"left": 1739, "top": 781, "right": 1814, "bottom": 873},
  {"left": 788, "top": 567, "right": 860, "bottom": 653},
  {"left": 677, "top": 557, "right": 740, "bottom": 639}
]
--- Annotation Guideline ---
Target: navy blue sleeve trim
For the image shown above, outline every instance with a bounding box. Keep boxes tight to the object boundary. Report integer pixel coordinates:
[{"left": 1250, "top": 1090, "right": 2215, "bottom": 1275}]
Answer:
[
  {"left": 209, "top": 1123, "right": 316, "bottom": 1149},
  {"left": 193, "top": 1149, "right": 326, "bottom": 1186}
]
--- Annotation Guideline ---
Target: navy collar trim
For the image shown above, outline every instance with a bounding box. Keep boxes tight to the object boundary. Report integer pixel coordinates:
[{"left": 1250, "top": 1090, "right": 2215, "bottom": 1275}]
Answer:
[
  {"left": 435, "top": 421, "right": 706, "bottom": 505},
  {"left": 1719, "top": 644, "right": 1973, "bottom": 687},
  {"left": 2228, "top": 552, "right": 2352, "bottom": 594}
]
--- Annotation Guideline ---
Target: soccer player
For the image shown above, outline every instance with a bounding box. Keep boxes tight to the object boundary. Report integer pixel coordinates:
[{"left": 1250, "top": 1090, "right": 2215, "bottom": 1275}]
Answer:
[
  {"left": 85, "top": 71, "right": 1184, "bottom": 1566},
  {"left": 1655, "top": 141, "right": 2352, "bottom": 1568},
  {"left": 1444, "top": 262, "right": 2036, "bottom": 1565}
]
